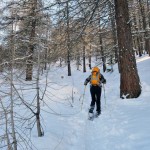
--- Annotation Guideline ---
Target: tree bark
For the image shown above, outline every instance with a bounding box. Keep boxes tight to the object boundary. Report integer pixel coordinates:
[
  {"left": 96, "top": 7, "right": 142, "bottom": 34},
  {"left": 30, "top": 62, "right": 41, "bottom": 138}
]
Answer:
[
  {"left": 139, "top": 0, "right": 150, "bottom": 54},
  {"left": 0, "top": 46, "right": 3, "bottom": 72},
  {"left": 83, "top": 45, "right": 86, "bottom": 72},
  {"left": 0, "top": 101, "right": 12, "bottom": 150},
  {"left": 147, "top": 0, "right": 150, "bottom": 55},
  {"left": 10, "top": 22, "right": 17, "bottom": 150},
  {"left": 98, "top": 16, "right": 106, "bottom": 72},
  {"left": 26, "top": 0, "right": 37, "bottom": 81},
  {"left": 109, "top": 2, "right": 118, "bottom": 63},
  {"left": 76, "top": 48, "right": 80, "bottom": 70},
  {"left": 132, "top": 2, "right": 143, "bottom": 57},
  {"left": 36, "top": 45, "right": 43, "bottom": 137},
  {"left": 147, "top": 0, "right": 150, "bottom": 27},
  {"left": 114, "top": 0, "right": 141, "bottom": 98},
  {"left": 99, "top": 33, "right": 106, "bottom": 72},
  {"left": 88, "top": 44, "right": 92, "bottom": 69},
  {"left": 66, "top": 1, "right": 71, "bottom": 76}
]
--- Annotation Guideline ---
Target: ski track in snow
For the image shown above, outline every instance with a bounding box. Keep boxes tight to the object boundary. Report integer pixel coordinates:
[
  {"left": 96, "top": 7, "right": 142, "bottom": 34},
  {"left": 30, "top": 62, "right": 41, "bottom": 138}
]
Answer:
[
  {"left": 81, "top": 92, "right": 150, "bottom": 150},
  {"left": 64, "top": 55, "right": 150, "bottom": 150},
  {"left": 85, "top": 61, "right": 149, "bottom": 150}
]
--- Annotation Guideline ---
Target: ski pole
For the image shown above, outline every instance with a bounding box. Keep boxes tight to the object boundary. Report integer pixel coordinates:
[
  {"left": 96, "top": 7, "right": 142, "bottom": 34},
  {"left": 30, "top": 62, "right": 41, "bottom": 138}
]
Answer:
[
  {"left": 81, "top": 85, "right": 86, "bottom": 110},
  {"left": 103, "top": 84, "right": 106, "bottom": 108}
]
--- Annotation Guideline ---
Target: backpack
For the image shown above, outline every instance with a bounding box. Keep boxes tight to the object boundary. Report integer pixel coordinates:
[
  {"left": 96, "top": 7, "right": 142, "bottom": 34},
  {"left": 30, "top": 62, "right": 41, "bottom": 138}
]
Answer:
[{"left": 90, "top": 67, "right": 101, "bottom": 86}]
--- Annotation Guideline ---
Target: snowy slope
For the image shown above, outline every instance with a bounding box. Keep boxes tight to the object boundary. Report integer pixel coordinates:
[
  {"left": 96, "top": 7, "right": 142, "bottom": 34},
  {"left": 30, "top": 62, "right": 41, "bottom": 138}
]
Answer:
[{"left": 28, "top": 55, "right": 150, "bottom": 150}]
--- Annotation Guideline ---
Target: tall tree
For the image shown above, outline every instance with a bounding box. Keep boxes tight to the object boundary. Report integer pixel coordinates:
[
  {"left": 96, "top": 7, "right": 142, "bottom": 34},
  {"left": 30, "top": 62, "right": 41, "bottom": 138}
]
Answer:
[
  {"left": 83, "top": 45, "right": 86, "bottom": 72},
  {"left": 114, "top": 0, "right": 141, "bottom": 98},
  {"left": 26, "top": 0, "right": 37, "bottom": 80},
  {"left": 66, "top": 1, "right": 71, "bottom": 76},
  {"left": 147, "top": 0, "right": 150, "bottom": 55},
  {"left": 109, "top": 2, "right": 118, "bottom": 63},
  {"left": 139, "top": 0, "right": 150, "bottom": 55}
]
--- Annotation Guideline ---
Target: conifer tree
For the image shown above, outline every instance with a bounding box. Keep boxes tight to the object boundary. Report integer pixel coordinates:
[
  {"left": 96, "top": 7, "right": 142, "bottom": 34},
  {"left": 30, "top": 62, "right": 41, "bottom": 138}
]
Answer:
[{"left": 114, "top": 0, "right": 141, "bottom": 98}]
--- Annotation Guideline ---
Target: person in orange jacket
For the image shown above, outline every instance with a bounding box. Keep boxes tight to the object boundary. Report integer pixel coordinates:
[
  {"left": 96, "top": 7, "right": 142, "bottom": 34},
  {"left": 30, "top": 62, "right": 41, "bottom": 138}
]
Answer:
[{"left": 84, "top": 67, "right": 106, "bottom": 116}]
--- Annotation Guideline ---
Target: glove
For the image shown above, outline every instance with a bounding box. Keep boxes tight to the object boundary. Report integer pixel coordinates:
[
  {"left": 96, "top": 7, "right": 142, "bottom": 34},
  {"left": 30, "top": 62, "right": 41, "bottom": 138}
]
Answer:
[
  {"left": 84, "top": 81, "right": 87, "bottom": 86},
  {"left": 103, "top": 79, "right": 106, "bottom": 84}
]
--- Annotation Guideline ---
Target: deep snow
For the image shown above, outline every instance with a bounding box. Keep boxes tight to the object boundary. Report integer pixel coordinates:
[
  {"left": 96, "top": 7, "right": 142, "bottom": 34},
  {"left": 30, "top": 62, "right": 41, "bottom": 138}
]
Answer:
[
  {"left": 31, "top": 55, "right": 150, "bottom": 150},
  {"left": 0, "top": 55, "right": 150, "bottom": 150}
]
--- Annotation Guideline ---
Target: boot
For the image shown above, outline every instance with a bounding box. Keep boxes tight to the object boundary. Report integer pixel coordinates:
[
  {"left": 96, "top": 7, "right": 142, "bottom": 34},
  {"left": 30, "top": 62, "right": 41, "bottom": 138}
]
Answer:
[
  {"left": 95, "top": 111, "right": 101, "bottom": 117},
  {"left": 89, "top": 106, "right": 94, "bottom": 113}
]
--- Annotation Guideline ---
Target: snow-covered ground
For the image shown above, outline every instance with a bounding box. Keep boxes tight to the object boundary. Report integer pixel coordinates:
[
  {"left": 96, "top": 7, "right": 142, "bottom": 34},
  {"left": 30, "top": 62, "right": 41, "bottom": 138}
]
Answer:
[
  {"left": 1, "top": 55, "right": 150, "bottom": 150},
  {"left": 31, "top": 55, "right": 150, "bottom": 150}
]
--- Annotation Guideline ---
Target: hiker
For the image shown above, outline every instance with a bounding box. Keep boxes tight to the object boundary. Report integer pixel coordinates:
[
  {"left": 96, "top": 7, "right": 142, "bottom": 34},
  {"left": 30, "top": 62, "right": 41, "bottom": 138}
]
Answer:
[{"left": 84, "top": 66, "right": 106, "bottom": 116}]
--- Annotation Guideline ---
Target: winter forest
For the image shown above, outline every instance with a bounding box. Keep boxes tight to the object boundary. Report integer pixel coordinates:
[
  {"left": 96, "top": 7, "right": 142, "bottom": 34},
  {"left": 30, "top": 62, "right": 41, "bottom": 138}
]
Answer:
[{"left": 0, "top": 0, "right": 150, "bottom": 150}]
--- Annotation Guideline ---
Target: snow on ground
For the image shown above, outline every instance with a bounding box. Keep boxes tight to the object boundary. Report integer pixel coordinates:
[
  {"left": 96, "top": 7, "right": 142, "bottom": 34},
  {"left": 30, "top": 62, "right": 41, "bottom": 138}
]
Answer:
[
  {"left": 1, "top": 55, "right": 150, "bottom": 150},
  {"left": 30, "top": 55, "right": 150, "bottom": 150}
]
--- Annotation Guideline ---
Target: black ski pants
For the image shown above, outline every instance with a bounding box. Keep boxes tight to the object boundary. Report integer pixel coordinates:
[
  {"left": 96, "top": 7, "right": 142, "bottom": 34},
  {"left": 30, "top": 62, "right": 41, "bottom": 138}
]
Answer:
[{"left": 90, "top": 85, "right": 101, "bottom": 113}]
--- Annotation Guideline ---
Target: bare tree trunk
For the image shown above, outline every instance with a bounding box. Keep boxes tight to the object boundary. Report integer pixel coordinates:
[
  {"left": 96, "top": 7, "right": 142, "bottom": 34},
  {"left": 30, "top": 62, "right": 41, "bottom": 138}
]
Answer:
[
  {"left": 66, "top": 1, "right": 71, "bottom": 76},
  {"left": 44, "top": 48, "right": 48, "bottom": 70},
  {"left": 146, "top": 0, "right": 150, "bottom": 55},
  {"left": 95, "top": 48, "right": 99, "bottom": 61},
  {"left": 109, "top": 2, "right": 118, "bottom": 63},
  {"left": 83, "top": 45, "right": 86, "bottom": 72},
  {"left": 76, "top": 48, "right": 80, "bottom": 70},
  {"left": 44, "top": 14, "right": 50, "bottom": 70},
  {"left": 136, "top": 30, "right": 143, "bottom": 57},
  {"left": 109, "top": 2, "right": 120, "bottom": 72},
  {"left": 110, "top": 55, "right": 114, "bottom": 72},
  {"left": 139, "top": 0, "right": 150, "bottom": 54},
  {"left": 36, "top": 33, "right": 43, "bottom": 137},
  {"left": 147, "top": 0, "right": 150, "bottom": 27},
  {"left": 99, "top": 33, "right": 106, "bottom": 72},
  {"left": 0, "top": 101, "right": 12, "bottom": 150},
  {"left": 0, "top": 46, "right": 3, "bottom": 72},
  {"left": 112, "top": 28, "right": 118, "bottom": 63},
  {"left": 26, "top": 0, "right": 37, "bottom": 80},
  {"left": 36, "top": 67, "right": 43, "bottom": 137},
  {"left": 114, "top": 0, "right": 141, "bottom": 98},
  {"left": 59, "top": 58, "right": 62, "bottom": 67},
  {"left": 10, "top": 22, "right": 17, "bottom": 150},
  {"left": 98, "top": 16, "right": 106, "bottom": 72},
  {"left": 132, "top": 2, "right": 143, "bottom": 57},
  {"left": 88, "top": 44, "right": 92, "bottom": 69}
]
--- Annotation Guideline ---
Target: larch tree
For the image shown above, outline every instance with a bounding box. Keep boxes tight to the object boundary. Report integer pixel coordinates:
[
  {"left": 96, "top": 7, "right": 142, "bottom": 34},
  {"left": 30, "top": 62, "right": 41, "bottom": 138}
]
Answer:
[
  {"left": 66, "top": 1, "right": 71, "bottom": 76},
  {"left": 114, "top": 0, "right": 141, "bottom": 98},
  {"left": 138, "top": 0, "right": 150, "bottom": 54},
  {"left": 25, "top": 0, "right": 37, "bottom": 81}
]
